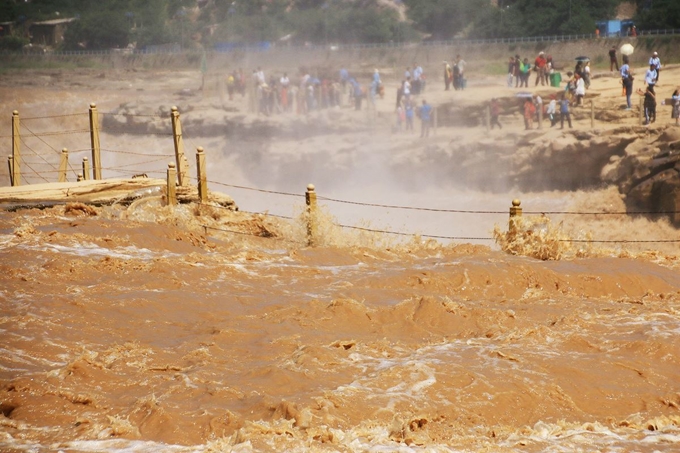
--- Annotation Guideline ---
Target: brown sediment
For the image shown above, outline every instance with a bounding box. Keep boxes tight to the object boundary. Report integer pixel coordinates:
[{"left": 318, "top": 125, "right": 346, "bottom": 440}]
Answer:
[{"left": 2, "top": 60, "right": 680, "bottom": 452}]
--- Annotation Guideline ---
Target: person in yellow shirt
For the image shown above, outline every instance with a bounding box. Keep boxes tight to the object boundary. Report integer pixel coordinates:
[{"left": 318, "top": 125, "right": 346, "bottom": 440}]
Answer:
[{"left": 444, "top": 61, "right": 453, "bottom": 91}]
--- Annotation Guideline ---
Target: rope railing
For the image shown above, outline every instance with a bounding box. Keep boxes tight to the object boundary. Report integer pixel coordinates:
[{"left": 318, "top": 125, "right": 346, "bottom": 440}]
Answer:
[
  {"left": 198, "top": 199, "right": 680, "bottom": 245},
  {"left": 99, "top": 148, "right": 175, "bottom": 157},
  {"left": 99, "top": 128, "right": 174, "bottom": 137},
  {"left": 22, "top": 113, "right": 89, "bottom": 121},
  {"left": 5, "top": 104, "right": 191, "bottom": 185},
  {"left": 5, "top": 105, "right": 680, "bottom": 248},
  {"left": 101, "top": 112, "right": 165, "bottom": 119},
  {"left": 319, "top": 195, "right": 680, "bottom": 217},
  {"left": 195, "top": 195, "right": 680, "bottom": 245},
  {"left": 204, "top": 178, "right": 305, "bottom": 198}
]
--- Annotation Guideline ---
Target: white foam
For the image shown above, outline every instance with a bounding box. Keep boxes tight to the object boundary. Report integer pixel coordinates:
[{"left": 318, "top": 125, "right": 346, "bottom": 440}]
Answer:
[{"left": 18, "top": 242, "right": 180, "bottom": 260}]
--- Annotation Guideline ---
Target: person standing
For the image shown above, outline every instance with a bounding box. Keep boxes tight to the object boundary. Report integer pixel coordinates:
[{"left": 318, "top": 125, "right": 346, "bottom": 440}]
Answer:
[
  {"left": 583, "top": 61, "right": 591, "bottom": 89},
  {"left": 534, "top": 52, "right": 547, "bottom": 86},
  {"left": 455, "top": 55, "right": 466, "bottom": 90},
  {"left": 396, "top": 81, "right": 404, "bottom": 110},
  {"left": 405, "top": 99, "right": 415, "bottom": 133},
  {"left": 507, "top": 57, "right": 515, "bottom": 88},
  {"left": 226, "top": 72, "right": 235, "bottom": 101},
  {"left": 671, "top": 89, "right": 680, "bottom": 126},
  {"left": 280, "top": 72, "right": 290, "bottom": 111},
  {"left": 490, "top": 98, "right": 502, "bottom": 129},
  {"left": 649, "top": 51, "right": 661, "bottom": 82},
  {"left": 547, "top": 95, "right": 558, "bottom": 127},
  {"left": 256, "top": 67, "right": 266, "bottom": 86},
  {"left": 609, "top": 46, "right": 619, "bottom": 72},
  {"left": 444, "top": 61, "right": 453, "bottom": 91},
  {"left": 621, "top": 55, "right": 634, "bottom": 110},
  {"left": 638, "top": 86, "right": 656, "bottom": 125},
  {"left": 645, "top": 63, "right": 658, "bottom": 92},
  {"left": 520, "top": 58, "right": 530, "bottom": 88},
  {"left": 574, "top": 74, "right": 586, "bottom": 106},
  {"left": 559, "top": 94, "right": 573, "bottom": 129},
  {"left": 413, "top": 64, "right": 423, "bottom": 94},
  {"left": 396, "top": 104, "right": 405, "bottom": 131},
  {"left": 419, "top": 99, "right": 432, "bottom": 138},
  {"left": 352, "top": 80, "right": 363, "bottom": 111},
  {"left": 523, "top": 98, "right": 536, "bottom": 130},
  {"left": 513, "top": 54, "right": 521, "bottom": 88}
]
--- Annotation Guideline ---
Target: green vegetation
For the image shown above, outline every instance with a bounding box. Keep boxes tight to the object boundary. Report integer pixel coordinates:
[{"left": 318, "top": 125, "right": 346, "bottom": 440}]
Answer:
[
  {"left": 0, "top": 0, "right": 678, "bottom": 51},
  {"left": 633, "top": 0, "right": 680, "bottom": 30}
]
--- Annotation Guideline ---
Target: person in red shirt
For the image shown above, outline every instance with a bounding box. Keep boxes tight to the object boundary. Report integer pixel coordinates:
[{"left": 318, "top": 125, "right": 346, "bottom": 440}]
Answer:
[{"left": 534, "top": 51, "right": 548, "bottom": 86}]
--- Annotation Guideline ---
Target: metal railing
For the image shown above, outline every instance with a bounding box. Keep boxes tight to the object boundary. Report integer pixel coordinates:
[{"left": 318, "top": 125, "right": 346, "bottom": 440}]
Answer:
[{"left": 3, "top": 29, "right": 680, "bottom": 57}]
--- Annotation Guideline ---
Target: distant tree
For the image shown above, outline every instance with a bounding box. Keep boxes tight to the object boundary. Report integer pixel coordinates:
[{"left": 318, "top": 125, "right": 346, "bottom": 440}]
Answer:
[
  {"left": 405, "top": 0, "right": 620, "bottom": 39},
  {"left": 634, "top": 0, "right": 680, "bottom": 29},
  {"left": 403, "top": 0, "right": 482, "bottom": 39},
  {"left": 63, "top": 12, "right": 129, "bottom": 49}
]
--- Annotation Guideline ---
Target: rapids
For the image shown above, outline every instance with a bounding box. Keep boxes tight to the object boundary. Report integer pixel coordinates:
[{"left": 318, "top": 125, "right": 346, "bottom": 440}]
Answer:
[{"left": 1, "top": 66, "right": 680, "bottom": 452}]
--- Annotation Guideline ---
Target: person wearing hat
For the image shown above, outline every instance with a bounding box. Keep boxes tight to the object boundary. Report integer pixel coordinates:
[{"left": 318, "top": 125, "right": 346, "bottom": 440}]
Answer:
[{"left": 649, "top": 52, "right": 661, "bottom": 82}]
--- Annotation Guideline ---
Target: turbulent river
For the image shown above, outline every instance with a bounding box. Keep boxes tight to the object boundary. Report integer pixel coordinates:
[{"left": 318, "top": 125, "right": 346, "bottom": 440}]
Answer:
[{"left": 1, "top": 69, "right": 680, "bottom": 452}]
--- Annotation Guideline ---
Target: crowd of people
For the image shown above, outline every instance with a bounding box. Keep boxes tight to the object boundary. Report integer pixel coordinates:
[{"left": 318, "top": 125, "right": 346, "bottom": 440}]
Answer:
[
  {"left": 506, "top": 52, "right": 556, "bottom": 88},
  {"left": 228, "top": 46, "right": 677, "bottom": 134},
  {"left": 443, "top": 55, "right": 467, "bottom": 91}
]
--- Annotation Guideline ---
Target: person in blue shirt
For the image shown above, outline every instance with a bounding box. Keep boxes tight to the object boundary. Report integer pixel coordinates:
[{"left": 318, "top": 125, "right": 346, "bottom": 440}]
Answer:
[
  {"left": 559, "top": 93, "right": 572, "bottom": 129},
  {"left": 419, "top": 99, "right": 433, "bottom": 138},
  {"left": 405, "top": 100, "right": 414, "bottom": 132},
  {"left": 620, "top": 55, "right": 634, "bottom": 110}
]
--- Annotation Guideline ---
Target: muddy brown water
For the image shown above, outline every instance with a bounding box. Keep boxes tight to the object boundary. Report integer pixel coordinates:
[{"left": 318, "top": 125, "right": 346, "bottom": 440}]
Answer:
[
  {"left": 1, "top": 203, "right": 679, "bottom": 452},
  {"left": 2, "top": 70, "right": 680, "bottom": 452}
]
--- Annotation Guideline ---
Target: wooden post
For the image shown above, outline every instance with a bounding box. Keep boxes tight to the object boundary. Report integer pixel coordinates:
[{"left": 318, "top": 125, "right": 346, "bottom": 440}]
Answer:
[
  {"left": 196, "top": 146, "right": 207, "bottom": 203},
  {"left": 82, "top": 157, "right": 90, "bottom": 180},
  {"left": 306, "top": 183, "right": 317, "bottom": 247},
  {"left": 58, "top": 148, "right": 68, "bottom": 183},
  {"left": 509, "top": 199, "right": 522, "bottom": 234},
  {"left": 167, "top": 162, "right": 177, "bottom": 206},
  {"left": 89, "top": 103, "right": 102, "bottom": 180},
  {"left": 590, "top": 100, "right": 595, "bottom": 128},
  {"left": 11, "top": 110, "right": 21, "bottom": 186},
  {"left": 171, "top": 106, "right": 189, "bottom": 187},
  {"left": 7, "top": 156, "right": 13, "bottom": 187},
  {"left": 485, "top": 105, "right": 490, "bottom": 131}
]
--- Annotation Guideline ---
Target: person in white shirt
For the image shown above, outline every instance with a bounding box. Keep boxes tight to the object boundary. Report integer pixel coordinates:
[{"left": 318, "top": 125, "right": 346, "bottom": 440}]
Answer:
[
  {"left": 256, "top": 67, "right": 265, "bottom": 86},
  {"left": 546, "top": 96, "right": 557, "bottom": 126},
  {"left": 574, "top": 74, "right": 586, "bottom": 106},
  {"left": 649, "top": 51, "right": 661, "bottom": 82},
  {"left": 645, "top": 63, "right": 658, "bottom": 92},
  {"left": 403, "top": 77, "right": 411, "bottom": 100}
]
